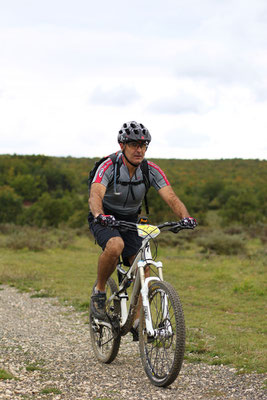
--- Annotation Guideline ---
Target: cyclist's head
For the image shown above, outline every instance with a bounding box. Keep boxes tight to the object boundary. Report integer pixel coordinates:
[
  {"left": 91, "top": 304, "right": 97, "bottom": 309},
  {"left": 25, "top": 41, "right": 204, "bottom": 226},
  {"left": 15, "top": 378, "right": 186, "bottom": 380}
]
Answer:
[{"left": 118, "top": 121, "right": 151, "bottom": 146}]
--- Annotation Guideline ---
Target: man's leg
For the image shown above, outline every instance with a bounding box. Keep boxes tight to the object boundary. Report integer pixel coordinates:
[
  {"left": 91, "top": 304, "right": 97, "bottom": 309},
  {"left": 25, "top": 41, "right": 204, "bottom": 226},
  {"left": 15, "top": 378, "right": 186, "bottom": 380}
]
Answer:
[
  {"left": 91, "top": 236, "right": 124, "bottom": 319},
  {"left": 96, "top": 236, "right": 124, "bottom": 292}
]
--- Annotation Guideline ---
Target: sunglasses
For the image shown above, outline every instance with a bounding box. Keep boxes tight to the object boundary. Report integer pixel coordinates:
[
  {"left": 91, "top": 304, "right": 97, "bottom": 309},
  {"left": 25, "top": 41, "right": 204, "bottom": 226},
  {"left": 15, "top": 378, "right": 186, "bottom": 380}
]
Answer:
[{"left": 127, "top": 142, "right": 147, "bottom": 150}]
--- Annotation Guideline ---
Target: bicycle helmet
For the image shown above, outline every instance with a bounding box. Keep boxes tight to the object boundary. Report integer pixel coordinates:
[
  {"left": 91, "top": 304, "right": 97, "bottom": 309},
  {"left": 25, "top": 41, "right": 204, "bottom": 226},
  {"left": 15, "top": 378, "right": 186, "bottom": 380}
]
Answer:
[{"left": 118, "top": 121, "right": 151, "bottom": 144}]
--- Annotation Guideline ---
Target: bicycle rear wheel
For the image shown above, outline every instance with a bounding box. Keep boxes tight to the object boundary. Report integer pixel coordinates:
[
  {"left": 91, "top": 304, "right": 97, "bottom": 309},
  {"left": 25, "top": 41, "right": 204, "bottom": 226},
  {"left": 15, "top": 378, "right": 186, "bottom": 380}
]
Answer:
[
  {"left": 139, "top": 280, "right": 185, "bottom": 387},
  {"left": 89, "top": 277, "right": 121, "bottom": 363}
]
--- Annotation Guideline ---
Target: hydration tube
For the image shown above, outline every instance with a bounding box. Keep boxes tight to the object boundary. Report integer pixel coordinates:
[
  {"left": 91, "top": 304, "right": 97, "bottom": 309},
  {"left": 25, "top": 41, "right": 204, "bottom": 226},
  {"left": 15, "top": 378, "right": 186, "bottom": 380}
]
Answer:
[{"left": 114, "top": 152, "right": 122, "bottom": 195}]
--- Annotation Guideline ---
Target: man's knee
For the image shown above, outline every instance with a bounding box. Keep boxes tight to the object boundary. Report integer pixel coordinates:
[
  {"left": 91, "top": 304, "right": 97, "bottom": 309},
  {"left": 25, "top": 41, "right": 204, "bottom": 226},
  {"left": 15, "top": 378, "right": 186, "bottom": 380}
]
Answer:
[{"left": 104, "top": 237, "right": 124, "bottom": 258}]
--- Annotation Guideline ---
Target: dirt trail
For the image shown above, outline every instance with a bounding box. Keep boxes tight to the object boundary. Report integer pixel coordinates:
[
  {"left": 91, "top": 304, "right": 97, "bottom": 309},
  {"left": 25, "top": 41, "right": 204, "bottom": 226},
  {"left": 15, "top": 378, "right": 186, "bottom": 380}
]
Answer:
[{"left": 0, "top": 286, "right": 266, "bottom": 399}]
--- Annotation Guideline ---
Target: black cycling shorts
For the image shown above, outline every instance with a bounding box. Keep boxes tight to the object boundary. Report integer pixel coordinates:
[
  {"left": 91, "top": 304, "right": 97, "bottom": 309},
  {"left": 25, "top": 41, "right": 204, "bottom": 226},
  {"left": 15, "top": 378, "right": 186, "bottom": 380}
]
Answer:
[{"left": 88, "top": 212, "right": 142, "bottom": 266}]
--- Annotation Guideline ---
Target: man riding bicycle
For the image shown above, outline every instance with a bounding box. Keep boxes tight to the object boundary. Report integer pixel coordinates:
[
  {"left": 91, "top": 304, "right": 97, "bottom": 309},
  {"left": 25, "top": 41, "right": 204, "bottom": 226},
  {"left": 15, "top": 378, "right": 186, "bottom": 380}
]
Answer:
[{"left": 88, "top": 121, "right": 197, "bottom": 325}]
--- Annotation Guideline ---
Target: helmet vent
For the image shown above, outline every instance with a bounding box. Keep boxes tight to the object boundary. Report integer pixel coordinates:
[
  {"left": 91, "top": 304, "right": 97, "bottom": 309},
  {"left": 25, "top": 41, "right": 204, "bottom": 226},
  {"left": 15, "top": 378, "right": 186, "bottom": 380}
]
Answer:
[{"left": 118, "top": 121, "right": 151, "bottom": 144}]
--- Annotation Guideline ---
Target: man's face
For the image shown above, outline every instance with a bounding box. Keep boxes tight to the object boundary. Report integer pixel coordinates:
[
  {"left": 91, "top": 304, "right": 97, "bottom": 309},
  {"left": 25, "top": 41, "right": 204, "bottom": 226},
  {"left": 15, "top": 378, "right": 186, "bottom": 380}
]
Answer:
[{"left": 120, "top": 141, "right": 147, "bottom": 165}]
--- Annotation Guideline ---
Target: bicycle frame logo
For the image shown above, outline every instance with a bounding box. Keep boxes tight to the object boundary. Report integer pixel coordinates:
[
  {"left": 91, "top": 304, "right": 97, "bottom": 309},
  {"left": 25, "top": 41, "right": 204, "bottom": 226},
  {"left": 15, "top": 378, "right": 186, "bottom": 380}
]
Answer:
[{"left": 143, "top": 305, "right": 149, "bottom": 321}]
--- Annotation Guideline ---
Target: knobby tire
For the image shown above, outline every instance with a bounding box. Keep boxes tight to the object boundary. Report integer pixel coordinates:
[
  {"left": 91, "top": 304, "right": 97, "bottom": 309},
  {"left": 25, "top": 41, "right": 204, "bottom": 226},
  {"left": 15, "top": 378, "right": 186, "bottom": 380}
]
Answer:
[
  {"left": 139, "top": 281, "right": 185, "bottom": 387},
  {"left": 89, "top": 277, "right": 121, "bottom": 363}
]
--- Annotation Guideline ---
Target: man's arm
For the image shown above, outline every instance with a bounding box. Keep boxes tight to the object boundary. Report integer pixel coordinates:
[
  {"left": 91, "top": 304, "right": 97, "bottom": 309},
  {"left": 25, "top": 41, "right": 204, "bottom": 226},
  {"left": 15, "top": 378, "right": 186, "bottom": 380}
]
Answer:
[
  {"left": 89, "top": 183, "right": 107, "bottom": 217},
  {"left": 158, "top": 185, "right": 190, "bottom": 219}
]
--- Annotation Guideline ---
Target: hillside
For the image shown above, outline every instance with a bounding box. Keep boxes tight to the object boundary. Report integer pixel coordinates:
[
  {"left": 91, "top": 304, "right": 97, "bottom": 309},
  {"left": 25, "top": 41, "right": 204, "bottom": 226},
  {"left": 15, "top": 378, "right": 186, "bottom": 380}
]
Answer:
[{"left": 0, "top": 154, "right": 266, "bottom": 226}]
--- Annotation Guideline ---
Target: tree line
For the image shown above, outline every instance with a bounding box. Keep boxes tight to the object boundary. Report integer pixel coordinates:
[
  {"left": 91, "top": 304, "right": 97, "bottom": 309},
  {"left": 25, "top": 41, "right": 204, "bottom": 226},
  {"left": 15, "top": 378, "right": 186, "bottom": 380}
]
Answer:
[{"left": 0, "top": 154, "right": 266, "bottom": 227}]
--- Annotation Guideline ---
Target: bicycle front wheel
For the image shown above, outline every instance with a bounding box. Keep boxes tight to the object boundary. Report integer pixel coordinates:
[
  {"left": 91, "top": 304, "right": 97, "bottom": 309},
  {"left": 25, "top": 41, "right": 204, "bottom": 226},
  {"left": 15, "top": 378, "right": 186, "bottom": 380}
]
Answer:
[
  {"left": 139, "top": 281, "right": 185, "bottom": 387},
  {"left": 89, "top": 277, "right": 121, "bottom": 363}
]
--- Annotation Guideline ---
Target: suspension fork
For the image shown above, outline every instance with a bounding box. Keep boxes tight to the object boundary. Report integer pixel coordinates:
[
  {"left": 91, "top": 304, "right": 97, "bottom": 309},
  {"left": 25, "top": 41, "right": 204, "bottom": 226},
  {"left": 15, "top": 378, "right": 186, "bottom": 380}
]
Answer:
[{"left": 138, "top": 260, "right": 163, "bottom": 336}]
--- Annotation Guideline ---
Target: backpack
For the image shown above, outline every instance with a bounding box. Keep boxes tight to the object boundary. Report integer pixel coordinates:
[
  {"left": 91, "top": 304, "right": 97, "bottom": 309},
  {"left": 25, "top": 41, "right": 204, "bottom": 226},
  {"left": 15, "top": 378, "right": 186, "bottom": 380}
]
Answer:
[{"left": 88, "top": 152, "right": 150, "bottom": 214}]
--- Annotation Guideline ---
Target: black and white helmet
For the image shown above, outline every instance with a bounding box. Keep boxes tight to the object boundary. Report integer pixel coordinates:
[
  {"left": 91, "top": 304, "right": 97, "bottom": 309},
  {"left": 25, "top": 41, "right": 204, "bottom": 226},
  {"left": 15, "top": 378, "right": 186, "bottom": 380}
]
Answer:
[{"left": 118, "top": 121, "right": 151, "bottom": 144}]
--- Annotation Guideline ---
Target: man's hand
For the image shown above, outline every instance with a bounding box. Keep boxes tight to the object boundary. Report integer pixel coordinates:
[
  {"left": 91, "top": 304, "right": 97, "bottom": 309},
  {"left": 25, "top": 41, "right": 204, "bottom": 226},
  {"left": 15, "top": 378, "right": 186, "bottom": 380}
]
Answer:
[
  {"left": 94, "top": 214, "right": 116, "bottom": 227},
  {"left": 181, "top": 217, "right": 197, "bottom": 228}
]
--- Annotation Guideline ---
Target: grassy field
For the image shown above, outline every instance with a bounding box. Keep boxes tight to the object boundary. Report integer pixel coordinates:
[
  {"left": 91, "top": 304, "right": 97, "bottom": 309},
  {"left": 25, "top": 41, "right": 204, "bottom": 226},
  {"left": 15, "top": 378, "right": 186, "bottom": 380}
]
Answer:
[{"left": 0, "top": 224, "right": 266, "bottom": 374}]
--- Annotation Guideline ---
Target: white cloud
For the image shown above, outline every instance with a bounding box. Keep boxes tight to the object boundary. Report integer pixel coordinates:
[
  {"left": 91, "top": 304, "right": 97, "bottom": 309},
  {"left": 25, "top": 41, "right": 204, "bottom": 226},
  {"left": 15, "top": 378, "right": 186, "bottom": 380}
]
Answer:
[
  {"left": 0, "top": 0, "right": 266, "bottom": 159},
  {"left": 147, "top": 88, "right": 214, "bottom": 115},
  {"left": 90, "top": 85, "right": 140, "bottom": 106},
  {"left": 168, "top": 129, "right": 211, "bottom": 149}
]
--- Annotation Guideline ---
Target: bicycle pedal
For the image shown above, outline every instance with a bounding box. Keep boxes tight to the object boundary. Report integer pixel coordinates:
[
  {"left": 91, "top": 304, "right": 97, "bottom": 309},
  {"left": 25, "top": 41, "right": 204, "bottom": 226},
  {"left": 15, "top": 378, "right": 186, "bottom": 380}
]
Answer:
[{"left": 91, "top": 320, "right": 101, "bottom": 333}]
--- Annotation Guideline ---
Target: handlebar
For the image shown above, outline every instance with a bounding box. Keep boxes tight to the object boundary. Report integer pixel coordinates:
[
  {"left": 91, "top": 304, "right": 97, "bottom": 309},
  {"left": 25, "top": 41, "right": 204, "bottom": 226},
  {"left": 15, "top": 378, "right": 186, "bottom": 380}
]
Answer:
[{"left": 96, "top": 219, "right": 195, "bottom": 234}]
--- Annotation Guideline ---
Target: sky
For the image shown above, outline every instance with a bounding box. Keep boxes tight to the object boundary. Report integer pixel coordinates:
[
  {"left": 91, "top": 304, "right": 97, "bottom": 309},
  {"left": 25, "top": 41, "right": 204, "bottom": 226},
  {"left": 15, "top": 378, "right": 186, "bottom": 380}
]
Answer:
[{"left": 0, "top": 0, "right": 266, "bottom": 160}]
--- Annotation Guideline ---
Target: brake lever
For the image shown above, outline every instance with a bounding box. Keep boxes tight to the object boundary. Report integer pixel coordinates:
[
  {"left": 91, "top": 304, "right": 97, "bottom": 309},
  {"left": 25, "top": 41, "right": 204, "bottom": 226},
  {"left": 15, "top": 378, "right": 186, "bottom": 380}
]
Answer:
[{"left": 170, "top": 224, "right": 195, "bottom": 233}]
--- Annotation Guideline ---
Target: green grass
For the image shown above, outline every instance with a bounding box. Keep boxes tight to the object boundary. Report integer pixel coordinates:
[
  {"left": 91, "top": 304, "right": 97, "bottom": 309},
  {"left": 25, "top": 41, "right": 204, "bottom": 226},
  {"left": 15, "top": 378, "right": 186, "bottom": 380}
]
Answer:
[
  {"left": 159, "top": 240, "right": 266, "bottom": 373},
  {"left": 25, "top": 360, "right": 45, "bottom": 372},
  {"left": 0, "top": 368, "right": 16, "bottom": 380},
  {"left": 0, "top": 226, "right": 266, "bottom": 374},
  {"left": 0, "top": 235, "right": 98, "bottom": 306},
  {"left": 40, "top": 387, "right": 62, "bottom": 394},
  {"left": 94, "top": 398, "right": 114, "bottom": 400}
]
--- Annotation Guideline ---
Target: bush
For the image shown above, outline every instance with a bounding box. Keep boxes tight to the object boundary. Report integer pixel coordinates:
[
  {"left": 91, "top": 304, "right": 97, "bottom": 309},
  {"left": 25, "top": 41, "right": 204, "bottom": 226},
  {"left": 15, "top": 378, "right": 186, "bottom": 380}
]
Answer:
[
  {"left": 19, "top": 193, "right": 74, "bottom": 227},
  {"left": 224, "top": 225, "right": 244, "bottom": 235},
  {"left": 42, "top": 165, "right": 75, "bottom": 192},
  {"left": 200, "top": 180, "right": 225, "bottom": 209},
  {"left": 245, "top": 223, "right": 267, "bottom": 244},
  {"left": 0, "top": 223, "right": 17, "bottom": 235},
  {"left": 157, "top": 232, "right": 186, "bottom": 248},
  {"left": 0, "top": 186, "right": 23, "bottom": 223},
  {"left": 17, "top": 202, "right": 44, "bottom": 227},
  {"left": 0, "top": 226, "right": 74, "bottom": 251},
  {"left": 196, "top": 231, "right": 246, "bottom": 255},
  {"left": 67, "top": 210, "right": 88, "bottom": 228},
  {"left": 10, "top": 174, "right": 47, "bottom": 202},
  {"left": 219, "top": 189, "right": 262, "bottom": 225}
]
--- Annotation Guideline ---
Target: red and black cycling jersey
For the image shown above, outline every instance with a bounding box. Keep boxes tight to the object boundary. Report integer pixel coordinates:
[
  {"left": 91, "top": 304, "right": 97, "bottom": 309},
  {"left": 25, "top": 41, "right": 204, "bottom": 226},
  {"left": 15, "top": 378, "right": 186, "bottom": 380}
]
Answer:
[{"left": 92, "top": 152, "right": 170, "bottom": 216}]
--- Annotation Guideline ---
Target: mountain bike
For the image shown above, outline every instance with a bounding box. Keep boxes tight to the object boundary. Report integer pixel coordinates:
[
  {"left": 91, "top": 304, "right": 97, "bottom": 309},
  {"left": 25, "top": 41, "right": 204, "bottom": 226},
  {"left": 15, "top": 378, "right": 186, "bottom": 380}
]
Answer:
[{"left": 89, "top": 218, "right": 194, "bottom": 387}]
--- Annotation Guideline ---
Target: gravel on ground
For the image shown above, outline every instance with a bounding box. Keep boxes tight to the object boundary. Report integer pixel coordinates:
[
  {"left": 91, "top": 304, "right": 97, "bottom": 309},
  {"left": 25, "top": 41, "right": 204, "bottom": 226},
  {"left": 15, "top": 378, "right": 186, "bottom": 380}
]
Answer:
[{"left": 0, "top": 285, "right": 266, "bottom": 400}]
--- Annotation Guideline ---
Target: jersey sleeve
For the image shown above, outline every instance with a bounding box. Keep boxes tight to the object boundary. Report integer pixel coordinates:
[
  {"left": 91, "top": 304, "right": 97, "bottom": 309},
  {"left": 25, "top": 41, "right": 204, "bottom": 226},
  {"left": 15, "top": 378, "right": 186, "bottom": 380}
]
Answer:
[
  {"left": 148, "top": 161, "right": 170, "bottom": 190},
  {"left": 92, "top": 158, "right": 114, "bottom": 187}
]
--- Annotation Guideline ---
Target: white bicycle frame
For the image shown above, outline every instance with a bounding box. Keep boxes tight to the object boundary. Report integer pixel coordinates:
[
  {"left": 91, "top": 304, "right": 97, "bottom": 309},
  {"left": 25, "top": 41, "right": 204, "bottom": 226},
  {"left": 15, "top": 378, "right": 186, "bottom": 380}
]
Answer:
[{"left": 113, "top": 224, "right": 170, "bottom": 337}]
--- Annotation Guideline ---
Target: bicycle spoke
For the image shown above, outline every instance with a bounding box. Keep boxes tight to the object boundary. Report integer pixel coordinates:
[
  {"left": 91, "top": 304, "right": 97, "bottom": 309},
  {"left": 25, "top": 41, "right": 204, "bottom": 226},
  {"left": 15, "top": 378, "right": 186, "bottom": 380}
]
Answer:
[
  {"left": 139, "top": 281, "right": 185, "bottom": 387},
  {"left": 89, "top": 278, "right": 121, "bottom": 364}
]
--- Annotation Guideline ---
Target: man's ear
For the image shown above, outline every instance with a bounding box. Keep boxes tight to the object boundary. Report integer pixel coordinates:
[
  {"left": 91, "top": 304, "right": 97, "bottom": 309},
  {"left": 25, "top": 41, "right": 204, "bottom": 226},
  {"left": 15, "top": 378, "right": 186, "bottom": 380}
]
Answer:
[{"left": 119, "top": 143, "right": 124, "bottom": 151}]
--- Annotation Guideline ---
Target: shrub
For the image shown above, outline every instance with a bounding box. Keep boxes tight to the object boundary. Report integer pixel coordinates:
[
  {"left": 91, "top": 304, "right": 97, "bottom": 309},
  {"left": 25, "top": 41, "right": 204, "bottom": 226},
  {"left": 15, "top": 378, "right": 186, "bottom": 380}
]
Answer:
[
  {"left": 0, "top": 223, "right": 17, "bottom": 235},
  {"left": 200, "top": 180, "right": 225, "bottom": 209},
  {"left": 67, "top": 210, "right": 87, "bottom": 228},
  {"left": 31, "top": 193, "right": 74, "bottom": 227},
  {"left": 17, "top": 202, "right": 44, "bottom": 227},
  {"left": 0, "top": 226, "right": 74, "bottom": 251},
  {"left": 224, "top": 225, "right": 244, "bottom": 235},
  {"left": 196, "top": 231, "right": 246, "bottom": 255},
  {"left": 10, "top": 174, "right": 47, "bottom": 202},
  {"left": 219, "top": 189, "right": 262, "bottom": 225},
  {"left": 245, "top": 223, "right": 267, "bottom": 244},
  {"left": 157, "top": 232, "right": 186, "bottom": 248},
  {"left": 0, "top": 186, "right": 23, "bottom": 223}
]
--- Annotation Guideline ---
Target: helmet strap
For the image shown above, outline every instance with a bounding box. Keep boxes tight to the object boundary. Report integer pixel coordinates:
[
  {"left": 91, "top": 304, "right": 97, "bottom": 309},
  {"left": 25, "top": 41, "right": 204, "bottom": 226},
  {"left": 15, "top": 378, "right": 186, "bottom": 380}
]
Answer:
[{"left": 122, "top": 150, "right": 140, "bottom": 168}]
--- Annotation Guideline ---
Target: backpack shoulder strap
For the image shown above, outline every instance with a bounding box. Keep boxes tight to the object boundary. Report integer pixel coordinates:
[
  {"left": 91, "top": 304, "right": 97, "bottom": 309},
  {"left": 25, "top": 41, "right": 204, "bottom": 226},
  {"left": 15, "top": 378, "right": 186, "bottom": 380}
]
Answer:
[
  {"left": 140, "top": 159, "right": 150, "bottom": 191},
  {"left": 108, "top": 152, "right": 122, "bottom": 185},
  {"left": 108, "top": 152, "right": 118, "bottom": 164},
  {"left": 140, "top": 159, "right": 150, "bottom": 215}
]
